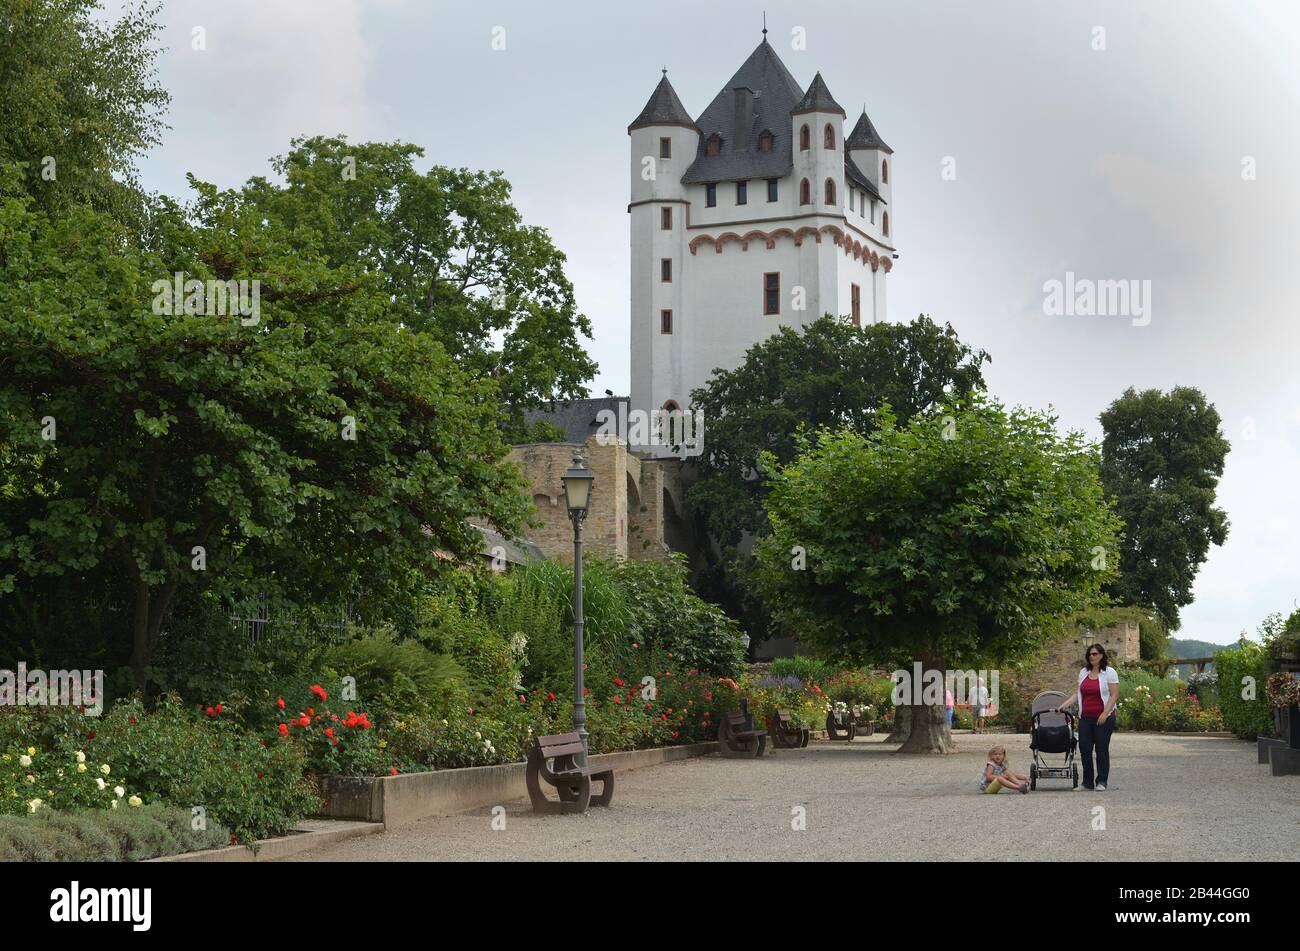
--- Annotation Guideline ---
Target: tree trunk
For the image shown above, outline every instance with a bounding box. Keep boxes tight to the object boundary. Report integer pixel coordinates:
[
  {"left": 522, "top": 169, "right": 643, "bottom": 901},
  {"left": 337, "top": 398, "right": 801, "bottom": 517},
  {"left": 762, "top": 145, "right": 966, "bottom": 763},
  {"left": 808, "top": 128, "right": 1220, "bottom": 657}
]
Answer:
[
  {"left": 886, "top": 703, "right": 912, "bottom": 744},
  {"left": 130, "top": 581, "right": 151, "bottom": 691},
  {"left": 896, "top": 700, "right": 957, "bottom": 754}
]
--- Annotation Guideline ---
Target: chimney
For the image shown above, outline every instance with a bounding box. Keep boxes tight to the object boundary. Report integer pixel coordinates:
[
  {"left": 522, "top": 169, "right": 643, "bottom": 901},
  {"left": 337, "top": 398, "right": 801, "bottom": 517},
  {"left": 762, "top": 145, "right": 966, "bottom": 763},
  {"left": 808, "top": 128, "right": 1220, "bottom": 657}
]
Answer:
[{"left": 733, "top": 86, "right": 753, "bottom": 150}]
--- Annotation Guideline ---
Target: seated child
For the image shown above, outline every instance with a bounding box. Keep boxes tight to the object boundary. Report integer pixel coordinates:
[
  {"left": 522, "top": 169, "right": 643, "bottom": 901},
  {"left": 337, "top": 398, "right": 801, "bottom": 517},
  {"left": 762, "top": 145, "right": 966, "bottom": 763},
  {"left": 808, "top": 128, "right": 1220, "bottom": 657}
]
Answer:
[{"left": 979, "top": 745, "right": 1029, "bottom": 794}]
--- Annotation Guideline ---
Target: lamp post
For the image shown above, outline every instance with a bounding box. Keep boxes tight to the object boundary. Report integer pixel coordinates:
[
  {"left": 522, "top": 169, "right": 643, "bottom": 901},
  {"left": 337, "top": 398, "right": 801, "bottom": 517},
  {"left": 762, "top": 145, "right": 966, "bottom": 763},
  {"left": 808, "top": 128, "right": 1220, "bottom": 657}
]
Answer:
[{"left": 561, "top": 452, "right": 595, "bottom": 765}]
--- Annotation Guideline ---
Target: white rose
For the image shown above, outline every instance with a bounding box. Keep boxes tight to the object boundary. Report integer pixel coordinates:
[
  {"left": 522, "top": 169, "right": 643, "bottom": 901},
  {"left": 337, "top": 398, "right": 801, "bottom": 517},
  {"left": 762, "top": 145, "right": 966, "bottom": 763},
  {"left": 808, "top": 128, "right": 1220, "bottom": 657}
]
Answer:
[
  {"left": 75, "top": 751, "right": 86, "bottom": 763},
  {"left": 128, "top": 796, "right": 143, "bottom": 807},
  {"left": 474, "top": 731, "right": 482, "bottom": 739},
  {"left": 25, "top": 774, "right": 35, "bottom": 784},
  {"left": 100, "top": 764, "right": 111, "bottom": 775},
  {"left": 28, "top": 799, "right": 42, "bottom": 813},
  {"left": 114, "top": 786, "right": 125, "bottom": 798},
  {"left": 18, "top": 754, "right": 31, "bottom": 768},
  {"left": 76, "top": 763, "right": 87, "bottom": 773},
  {"left": 110, "top": 800, "right": 119, "bottom": 809},
  {"left": 96, "top": 778, "right": 107, "bottom": 790}
]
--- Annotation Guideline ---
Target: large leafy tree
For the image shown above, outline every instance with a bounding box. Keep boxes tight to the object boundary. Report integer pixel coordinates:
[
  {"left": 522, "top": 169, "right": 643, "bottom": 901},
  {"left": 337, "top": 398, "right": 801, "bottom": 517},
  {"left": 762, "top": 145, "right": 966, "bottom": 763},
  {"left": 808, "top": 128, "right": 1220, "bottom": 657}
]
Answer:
[
  {"left": 0, "top": 171, "right": 530, "bottom": 687},
  {"left": 753, "top": 403, "right": 1121, "bottom": 753},
  {"left": 1099, "top": 386, "right": 1230, "bottom": 631},
  {"left": 239, "top": 136, "right": 597, "bottom": 436},
  {"left": 0, "top": 0, "right": 168, "bottom": 228},
  {"left": 687, "top": 315, "right": 989, "bottom": 546}
]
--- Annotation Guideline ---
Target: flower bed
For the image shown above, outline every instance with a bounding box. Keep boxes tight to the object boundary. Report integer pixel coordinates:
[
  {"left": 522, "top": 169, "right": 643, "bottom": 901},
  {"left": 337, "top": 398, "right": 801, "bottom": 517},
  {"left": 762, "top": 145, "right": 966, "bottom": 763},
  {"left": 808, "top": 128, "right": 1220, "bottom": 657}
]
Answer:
[{"left": 1116, "top": 684, "right": 1224, "bottom": 732}]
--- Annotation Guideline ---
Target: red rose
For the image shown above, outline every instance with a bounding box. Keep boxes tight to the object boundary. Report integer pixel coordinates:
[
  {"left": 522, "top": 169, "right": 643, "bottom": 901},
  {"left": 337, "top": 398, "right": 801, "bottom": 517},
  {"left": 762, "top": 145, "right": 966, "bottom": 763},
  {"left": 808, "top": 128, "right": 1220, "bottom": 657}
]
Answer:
[
  {"left": 614, "top": 677, "right": 624, "bottom": 687},
  {"left": 548, "top": 692, "right": 556, "bottom": 702},
  {"left": 307, "top": 707, "right": 315, "bottom": 717},
  {"left": 215, "top": 703, "right": 224, "bottom": 714},
  {"left": 325, "top": 728, "right": 335, "bottom": 738},
  {"left": 297, "top": 715, "right": 310, "bottom": 728},
  {"left": 672, "top": 732, "right": 679, "bottom": 739},
  {"left": 310, "top": 685, "right": 328, "bottom": 701},
  {"left": 205, "top": 706, "right": 216, "bottom": 717},
  {"left": 390, "top": 767, "right": 398, "bottom": 776},
  {"left": 278, "top": 723, "right": 289, "bottom": 737},
  {"left": 129, "top": 716, "right": 138, "bottom": 724},
  {"left": 276, "top": 697, "right": 285, "bottom": 710},
  {"left": 86, "top": 730, "right": 95, "bottom": 740},
  {"left": 583, "top": 687, "right": 589, "bottom": 696}
]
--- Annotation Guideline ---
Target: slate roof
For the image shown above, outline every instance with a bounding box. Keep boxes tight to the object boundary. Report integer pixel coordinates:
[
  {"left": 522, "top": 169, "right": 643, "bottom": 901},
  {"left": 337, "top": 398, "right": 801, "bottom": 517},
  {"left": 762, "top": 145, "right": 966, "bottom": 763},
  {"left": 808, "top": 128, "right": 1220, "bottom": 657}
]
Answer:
[
  {"left": 628, "top": 75, "right": 696, "bottom": 132},
  {"left": 524, "top": 396, "right": 629, "bottom": 444},
  {"left": 846, "top": 107, "right": 893, "bottom": 154},
  {"left": 473, "top": 524, "right": 544, "bottom": 567},
  {"left": 844, "top": 154, "right": 885, "bottom": 203},
  {"left": 681, "top": 39, "right": 805, "bottom": 185},
  {"left": 792, "top": 72, "right": 845, "bottom": 116}
]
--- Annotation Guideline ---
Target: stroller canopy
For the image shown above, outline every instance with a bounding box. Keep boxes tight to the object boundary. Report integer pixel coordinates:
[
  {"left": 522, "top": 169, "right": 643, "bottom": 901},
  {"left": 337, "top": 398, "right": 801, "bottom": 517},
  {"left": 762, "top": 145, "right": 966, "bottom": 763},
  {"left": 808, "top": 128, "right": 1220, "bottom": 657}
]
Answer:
[{"left": 1031, "top": 690, "right": 1070, "bottom": 727}]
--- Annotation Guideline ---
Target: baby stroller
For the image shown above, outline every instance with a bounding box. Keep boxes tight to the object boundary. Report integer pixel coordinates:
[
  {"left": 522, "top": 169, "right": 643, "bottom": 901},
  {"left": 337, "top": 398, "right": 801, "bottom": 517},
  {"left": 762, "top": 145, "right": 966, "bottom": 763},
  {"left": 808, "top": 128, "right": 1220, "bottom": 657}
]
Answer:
[{"left": 1029, "top": 690, "right": 1078, "bottom": 789}]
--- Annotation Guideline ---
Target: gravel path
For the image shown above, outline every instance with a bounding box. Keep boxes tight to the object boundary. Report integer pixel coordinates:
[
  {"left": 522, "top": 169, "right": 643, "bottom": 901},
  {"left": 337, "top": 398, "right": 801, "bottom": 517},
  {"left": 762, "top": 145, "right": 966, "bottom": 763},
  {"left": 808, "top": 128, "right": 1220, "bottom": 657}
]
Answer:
[{"left": 281, "top": 732, "right": 1300, "bottom": 861}]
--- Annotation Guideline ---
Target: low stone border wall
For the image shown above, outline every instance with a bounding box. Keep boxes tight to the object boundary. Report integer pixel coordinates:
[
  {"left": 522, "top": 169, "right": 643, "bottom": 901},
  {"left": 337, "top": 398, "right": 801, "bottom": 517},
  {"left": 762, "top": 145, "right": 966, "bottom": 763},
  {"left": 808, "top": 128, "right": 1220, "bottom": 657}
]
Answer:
[
  {"left": 320, "top": 741, "right": 720, "bottom": 828},
  {"left": 149, "top": 819, "right": 384, "bottom": 863}
]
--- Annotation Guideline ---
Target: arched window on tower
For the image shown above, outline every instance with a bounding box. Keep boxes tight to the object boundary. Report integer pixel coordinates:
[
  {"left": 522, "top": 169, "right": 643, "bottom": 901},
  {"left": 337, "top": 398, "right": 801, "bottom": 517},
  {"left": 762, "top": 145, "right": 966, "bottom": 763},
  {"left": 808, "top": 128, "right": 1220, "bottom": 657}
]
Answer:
[
  {"left": 799, "top": 178, "right": 811, "bottom": 205},
  {"left": 824, "top": 123, "right": 835, "bottom": 149},
  {"left": 824, "top": 178, "right": 836, "bottom": 205},
  {"left": 881, "top": 159, "right": 889, "bottom": 184},
  {"left": 882, "top": 211, "right": 890, "bottom": 237},
  {"left": 799, "top": 124, "right": 810, "bottom": 151},
  {"left": 758, "top": 129, "right": 774, "bottom": 153},
  {"left": 706, "top": 134, "right": 722, "bottom": 157},
  {"left": 661, "top": 400, "right": 682, "bottom": 447}
]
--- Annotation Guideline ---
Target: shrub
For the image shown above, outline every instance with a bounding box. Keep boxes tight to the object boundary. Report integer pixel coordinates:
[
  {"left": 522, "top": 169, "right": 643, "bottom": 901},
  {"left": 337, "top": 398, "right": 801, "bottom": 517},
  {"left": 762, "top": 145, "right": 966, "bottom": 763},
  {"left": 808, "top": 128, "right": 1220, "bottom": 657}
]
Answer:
[
  {"left": 90, "top": 695, "right": 317, "bottom": 843},
  {"left": 768, "top": 656, "right": 833, "bottom": 685},
  {"left": 0, "top": 804, "right": 230, "bottom": 861},
  {"left": 1214, "top": 643, "right": 1273, "bottom": 740},
  {"left": 325, "top": 629, "right": 464, "bottom": 698}
]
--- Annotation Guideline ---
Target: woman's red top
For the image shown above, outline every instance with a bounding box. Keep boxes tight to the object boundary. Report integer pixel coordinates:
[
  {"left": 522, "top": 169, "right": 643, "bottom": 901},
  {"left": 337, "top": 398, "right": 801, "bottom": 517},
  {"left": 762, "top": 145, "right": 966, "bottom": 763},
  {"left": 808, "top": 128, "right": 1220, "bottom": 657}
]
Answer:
[{"left": 1080, "top": 675, "right": 1104, "bottom": 718}]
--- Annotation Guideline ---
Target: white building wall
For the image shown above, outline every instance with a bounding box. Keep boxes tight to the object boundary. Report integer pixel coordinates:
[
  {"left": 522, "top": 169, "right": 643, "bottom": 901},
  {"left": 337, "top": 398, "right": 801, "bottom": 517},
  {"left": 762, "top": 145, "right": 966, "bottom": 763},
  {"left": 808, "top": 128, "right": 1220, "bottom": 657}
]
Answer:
[{"left": 631, "top": 105, "right": 896, "bottom": 451}]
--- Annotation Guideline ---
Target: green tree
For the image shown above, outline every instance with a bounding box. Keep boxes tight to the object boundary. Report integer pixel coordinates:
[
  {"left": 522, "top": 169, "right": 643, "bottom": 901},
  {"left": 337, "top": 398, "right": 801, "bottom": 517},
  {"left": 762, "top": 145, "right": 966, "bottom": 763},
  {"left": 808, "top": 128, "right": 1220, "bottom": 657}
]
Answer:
[
  {"left": 238, "top": 136, "right": 597, "bottom": 436},
  {"left": 753, "top": 403, "right": 1121, "bottom": 753},
  {"left": 0, "top": 0, "right": 169, "bottom": 227},
  {"left": 1099, "top": 386, "right": 1230, "bottom": 631},
  {"left": 0, "top": 170, "right": 529, "bottom": 688},
  {"left": 687, "top": 315, "right": 989, "bottom": 547}
]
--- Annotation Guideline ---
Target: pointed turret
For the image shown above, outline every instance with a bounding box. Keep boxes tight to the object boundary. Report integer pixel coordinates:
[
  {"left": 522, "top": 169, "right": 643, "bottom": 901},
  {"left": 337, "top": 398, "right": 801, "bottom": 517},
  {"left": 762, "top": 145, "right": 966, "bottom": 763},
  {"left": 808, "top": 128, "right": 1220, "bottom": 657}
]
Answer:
[
  {"left": 847, "top": 107, "right": 892, "bottom": 154},
  {"left": 628, "top": 74, "right": 697, "bottom": 133},
  {"left": 792, "top": 72, "right": 846, "bottom": 117}
]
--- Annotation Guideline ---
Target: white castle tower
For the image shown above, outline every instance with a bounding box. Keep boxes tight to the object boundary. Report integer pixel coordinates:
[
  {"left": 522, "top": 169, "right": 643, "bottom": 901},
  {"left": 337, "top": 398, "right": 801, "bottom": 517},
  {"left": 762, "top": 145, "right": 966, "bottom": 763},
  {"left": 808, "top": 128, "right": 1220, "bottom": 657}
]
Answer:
[{"left": 628, "top": 35, "right": 897, "bottom": 452}]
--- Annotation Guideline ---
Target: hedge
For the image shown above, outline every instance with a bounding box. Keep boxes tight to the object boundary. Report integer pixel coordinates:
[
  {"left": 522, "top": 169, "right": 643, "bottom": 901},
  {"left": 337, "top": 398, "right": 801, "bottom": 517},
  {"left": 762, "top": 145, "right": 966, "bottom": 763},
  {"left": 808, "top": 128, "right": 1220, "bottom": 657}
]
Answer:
[
  {"left": 1214, "top": 643, "right": 1274, "bottom": 740},
  {"left": 0, "top": 804, "right": 231, "bottom": 861}
]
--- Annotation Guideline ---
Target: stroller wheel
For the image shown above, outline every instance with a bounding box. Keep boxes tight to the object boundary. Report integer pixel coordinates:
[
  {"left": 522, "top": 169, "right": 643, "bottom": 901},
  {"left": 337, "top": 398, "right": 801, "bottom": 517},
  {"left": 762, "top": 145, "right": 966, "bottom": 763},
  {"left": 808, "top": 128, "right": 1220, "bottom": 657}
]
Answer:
[
  {"left": 1072, "top": 764, "right": 1079, "bottom": 788},
  {"left": 1029, "top": 764, "right": 1037, "bottom": 791}
]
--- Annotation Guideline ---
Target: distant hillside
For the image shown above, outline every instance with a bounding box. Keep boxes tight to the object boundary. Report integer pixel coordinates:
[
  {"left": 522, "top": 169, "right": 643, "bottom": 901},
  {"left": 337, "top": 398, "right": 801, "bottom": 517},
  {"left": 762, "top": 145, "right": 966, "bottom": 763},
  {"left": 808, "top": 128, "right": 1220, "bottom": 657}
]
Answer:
[{"left": 1169, "top": 638, "right": 1224, "bottom": 660}]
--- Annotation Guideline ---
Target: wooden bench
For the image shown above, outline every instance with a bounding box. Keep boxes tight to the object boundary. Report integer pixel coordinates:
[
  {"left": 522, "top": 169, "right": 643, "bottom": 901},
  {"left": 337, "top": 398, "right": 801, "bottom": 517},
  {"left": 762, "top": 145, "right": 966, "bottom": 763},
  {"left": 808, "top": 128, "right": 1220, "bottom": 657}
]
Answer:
[
  {"left": 525, "top": 732, "right": 614, "bottom": 814},
  {"left": 767, "top": 709, "right": 810, "bottom": 748},
  {"left": 718, "top": 705, "right": 768, "bottom": 758},
  {"left": 825, "top": 708, "right": 873, "bottom": 740}
]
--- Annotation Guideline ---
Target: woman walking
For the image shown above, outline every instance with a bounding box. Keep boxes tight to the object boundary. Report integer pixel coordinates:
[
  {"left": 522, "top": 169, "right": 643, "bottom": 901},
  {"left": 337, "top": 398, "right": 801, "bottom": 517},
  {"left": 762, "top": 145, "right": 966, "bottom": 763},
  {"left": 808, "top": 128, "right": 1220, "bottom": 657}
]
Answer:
[{"left": 1058, "top": 644, "right": 1120, "bottom": 790}]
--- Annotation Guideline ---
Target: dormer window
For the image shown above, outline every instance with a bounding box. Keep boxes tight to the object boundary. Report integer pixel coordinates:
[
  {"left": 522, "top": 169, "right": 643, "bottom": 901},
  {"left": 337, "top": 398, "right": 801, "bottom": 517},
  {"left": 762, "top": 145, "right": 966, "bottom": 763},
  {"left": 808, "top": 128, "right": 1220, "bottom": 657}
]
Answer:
[
  {"left": 799, "top": 124, "right": 810, "bottom": 151},
  {"left": 758, "top": 130, "right": 774, "bottom": 153},
  {"left": 824, "top": 124, "right": 836, "bottom": 149},
  {"left": 706, "top": 134, "right": 722, "bottom": 157}
]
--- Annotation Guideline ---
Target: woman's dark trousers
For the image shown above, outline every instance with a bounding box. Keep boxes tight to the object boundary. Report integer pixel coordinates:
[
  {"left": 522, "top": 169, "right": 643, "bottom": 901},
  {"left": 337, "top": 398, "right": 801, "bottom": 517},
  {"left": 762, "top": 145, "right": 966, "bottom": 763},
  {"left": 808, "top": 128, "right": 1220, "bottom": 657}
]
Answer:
[{"left": 1077, "top": 714, "right": 1115, "bottom": 788}]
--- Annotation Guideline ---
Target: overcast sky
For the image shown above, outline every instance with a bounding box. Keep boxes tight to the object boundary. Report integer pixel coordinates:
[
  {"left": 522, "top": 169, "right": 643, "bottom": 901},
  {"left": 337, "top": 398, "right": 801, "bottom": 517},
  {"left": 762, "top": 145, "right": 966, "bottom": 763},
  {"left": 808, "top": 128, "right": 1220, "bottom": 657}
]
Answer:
[{"left": 126, "top": 0, "right": 1300, "bottom": 647}]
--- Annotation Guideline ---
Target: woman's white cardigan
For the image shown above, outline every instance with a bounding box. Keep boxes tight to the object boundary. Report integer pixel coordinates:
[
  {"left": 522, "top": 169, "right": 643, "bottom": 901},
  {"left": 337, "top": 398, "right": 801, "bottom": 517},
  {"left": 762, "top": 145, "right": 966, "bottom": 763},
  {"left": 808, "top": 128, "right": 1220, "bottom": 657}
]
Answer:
[{"left": 1076, "top": 666, "right": 1120, "bottom": 716}]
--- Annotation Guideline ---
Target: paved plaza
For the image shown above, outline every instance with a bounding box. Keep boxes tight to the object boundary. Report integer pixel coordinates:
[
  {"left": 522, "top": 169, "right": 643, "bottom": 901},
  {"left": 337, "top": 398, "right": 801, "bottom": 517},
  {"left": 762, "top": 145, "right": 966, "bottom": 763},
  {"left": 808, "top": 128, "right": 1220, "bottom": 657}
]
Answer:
[{"left": 283, "top": 732, "right": 1300, "bottom": 862}]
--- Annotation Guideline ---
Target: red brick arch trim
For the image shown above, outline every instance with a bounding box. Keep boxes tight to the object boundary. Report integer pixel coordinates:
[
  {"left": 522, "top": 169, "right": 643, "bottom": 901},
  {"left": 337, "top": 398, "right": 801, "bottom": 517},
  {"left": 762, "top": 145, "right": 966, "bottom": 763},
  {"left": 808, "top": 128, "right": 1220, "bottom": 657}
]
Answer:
[{"left": 686, "top": 224, "right": 894, "bottom": 270}]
